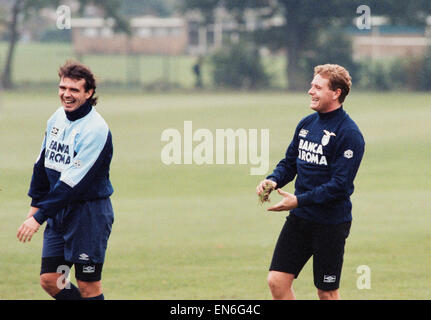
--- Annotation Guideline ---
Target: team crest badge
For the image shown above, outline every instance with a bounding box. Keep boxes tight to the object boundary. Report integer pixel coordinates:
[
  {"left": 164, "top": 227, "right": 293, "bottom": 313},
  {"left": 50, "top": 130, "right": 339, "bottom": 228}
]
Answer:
[
  {"left": 344, "top": 150, "right": 353, "bottom": 159},
  {"left": 321, "top": 130, "right": 336, "bottom": 146},
  {"left": 73, "top": 159, "right": 82, "bottom": 168}
]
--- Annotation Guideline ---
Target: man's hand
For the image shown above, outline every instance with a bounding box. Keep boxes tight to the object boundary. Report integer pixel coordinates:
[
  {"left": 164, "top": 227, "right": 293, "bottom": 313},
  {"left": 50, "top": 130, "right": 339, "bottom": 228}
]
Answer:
[
  {"left": 267, "top": 189, "right": 298, "bottom": 212},
  {"left": 256, "top": 179, "right": 277, "bottom": 196},
  {"left": 256, "top": 179, "right": 277, "bottom": 204},
  {"left": 17, "top": 217, "right": 40, "bottom": 243}
]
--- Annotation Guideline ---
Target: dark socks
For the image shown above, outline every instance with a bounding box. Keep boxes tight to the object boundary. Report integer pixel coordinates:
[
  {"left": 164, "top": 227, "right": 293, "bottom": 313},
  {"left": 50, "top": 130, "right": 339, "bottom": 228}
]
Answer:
[
  {"left": 52, "top": 282, "right": 104, "bottom": 300},
  {"left": 53, "top": 283, "right": 82, "bottom": 300}
]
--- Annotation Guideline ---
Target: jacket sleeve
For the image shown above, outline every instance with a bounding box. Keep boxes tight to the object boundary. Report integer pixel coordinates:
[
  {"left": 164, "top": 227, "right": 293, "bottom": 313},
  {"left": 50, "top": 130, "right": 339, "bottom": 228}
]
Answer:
[
  {"left": 296, "top": 129, "right": 365, "bottom": 207},
  {"left": 265, "top": 124, "right": 301, "bottom": 189},
  {"left": 28, "top": 133, "right": 50, "bottom": 207},
  {"left": 32, "top": 128, "right": 112, "bottom": 225}
]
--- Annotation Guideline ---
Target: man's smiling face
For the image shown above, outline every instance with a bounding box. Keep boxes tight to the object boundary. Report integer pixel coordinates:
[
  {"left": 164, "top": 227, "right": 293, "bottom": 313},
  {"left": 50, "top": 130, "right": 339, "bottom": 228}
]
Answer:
[
  {"left": 58, "top": 77, "right": 93, "bottom": 112},
  {"left": 307, "top": 74, "right": 341, "bottom": 113}
]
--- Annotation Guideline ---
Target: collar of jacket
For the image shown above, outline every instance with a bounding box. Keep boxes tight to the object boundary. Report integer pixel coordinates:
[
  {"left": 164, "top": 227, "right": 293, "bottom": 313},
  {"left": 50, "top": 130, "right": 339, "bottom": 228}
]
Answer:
[
  {"left": 65, "top": 100, "right": 92, "bottom": 121},
  {"left": 318, "top": 105, "right": 344, "bottom": 120}
]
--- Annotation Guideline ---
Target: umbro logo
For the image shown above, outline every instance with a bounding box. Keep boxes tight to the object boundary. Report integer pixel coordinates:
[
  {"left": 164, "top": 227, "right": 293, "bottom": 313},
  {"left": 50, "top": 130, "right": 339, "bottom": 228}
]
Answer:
[
  {"left": 83, "top": 265, "right": 95, "bottom": 273},
  {"left": 79, "top": 253, "right": 89, "bottom": 261},
  {"left": 299, "top": 129, "right": 309, "bottom": 138},
  {"left": 51, "top": 127, "right": 59, "bottom": 136},
  {"left": 323, "top": 275, "right": 336, "bottom": 283}
]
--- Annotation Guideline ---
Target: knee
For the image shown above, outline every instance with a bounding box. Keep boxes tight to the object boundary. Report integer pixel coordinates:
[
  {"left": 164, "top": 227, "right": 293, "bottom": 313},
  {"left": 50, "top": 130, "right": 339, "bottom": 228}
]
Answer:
[
  {"left": 317, "top": 289, "right": 339, "bottom": 300},
  {"left": 267, "top": 272, "right": 292, "bottom": 292},
  {"left": 40, "top": 273, "right": 61, "bottom": 297},
  {"left": 267, "top": 273, "right": 279, "bottom": 291}
]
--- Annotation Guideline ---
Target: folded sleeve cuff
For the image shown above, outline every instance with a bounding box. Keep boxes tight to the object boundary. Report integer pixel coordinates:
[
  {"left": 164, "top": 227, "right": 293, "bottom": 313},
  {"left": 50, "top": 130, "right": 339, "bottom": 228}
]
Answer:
[
  {"left": 33, "top": 209, "right": 48, "bottom": 225},
  {"left": 296, "top": 193, "right": 311, "bottom": 208}
]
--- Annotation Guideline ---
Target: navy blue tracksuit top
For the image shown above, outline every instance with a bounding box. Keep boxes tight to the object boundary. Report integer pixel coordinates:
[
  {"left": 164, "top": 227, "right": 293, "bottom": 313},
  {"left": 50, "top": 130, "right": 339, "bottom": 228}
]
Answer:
[
  {"left": 267, "top": 106, "right": 365, "bottom": 224},
  {"left": 28, "top": 101, "right": 114, "bottom": 225}
]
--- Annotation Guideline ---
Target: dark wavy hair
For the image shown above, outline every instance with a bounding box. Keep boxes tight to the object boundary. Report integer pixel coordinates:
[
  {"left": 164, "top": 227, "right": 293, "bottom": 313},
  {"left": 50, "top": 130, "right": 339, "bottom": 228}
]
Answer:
[{"left": 58, "top": 60, "right": 98, "bottom": 105}]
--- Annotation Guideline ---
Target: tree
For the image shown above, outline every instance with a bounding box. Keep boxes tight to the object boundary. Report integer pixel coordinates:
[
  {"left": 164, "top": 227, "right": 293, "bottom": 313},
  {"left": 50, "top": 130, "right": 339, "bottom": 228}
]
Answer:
[
  {"left": 277, "top": 1, "right": 362, "bottom": 90},
  {"left": 1, "top": 0, "right": 26, "bottom": 89},
  {"left": 211, "top": 41, "right": 270, "bottom": 89},
  {"left": 1, "top": 0, "right": 129, "bottom": 89},
  {"left": 182, "top": 0, "right": 362, "bottom": 90},
  {"left": 181, "top": 0, "right": 431, "bottom": 91}
]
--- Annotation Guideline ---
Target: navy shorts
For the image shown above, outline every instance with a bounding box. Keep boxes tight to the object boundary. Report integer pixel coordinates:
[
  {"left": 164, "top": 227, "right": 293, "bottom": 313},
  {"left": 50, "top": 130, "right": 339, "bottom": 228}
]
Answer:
[
  {"left": 40, "top": 256, "right": 104, "bottom": 282},
  {"left": 269, "top": 214, "right": 351, "bottom": 291},
  {"left": 42, "top": 198, "right": 114, "bottom": 265}
]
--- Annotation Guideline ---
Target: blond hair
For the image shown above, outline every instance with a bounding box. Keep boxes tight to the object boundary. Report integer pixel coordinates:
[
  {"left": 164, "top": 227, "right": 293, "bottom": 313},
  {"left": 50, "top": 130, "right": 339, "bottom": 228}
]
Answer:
[{"left": 314, "top": 64, "right": 352, "bottom": 103}]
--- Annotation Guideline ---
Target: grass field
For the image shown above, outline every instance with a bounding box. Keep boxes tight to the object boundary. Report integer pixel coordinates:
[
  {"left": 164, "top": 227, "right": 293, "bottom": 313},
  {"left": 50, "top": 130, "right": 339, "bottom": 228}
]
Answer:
[
  {"left": 0, "top": 89, "right": 430, "bottom": 300},
  {"left": 0, "top": 42, "right": 287, "bottom": 89}
]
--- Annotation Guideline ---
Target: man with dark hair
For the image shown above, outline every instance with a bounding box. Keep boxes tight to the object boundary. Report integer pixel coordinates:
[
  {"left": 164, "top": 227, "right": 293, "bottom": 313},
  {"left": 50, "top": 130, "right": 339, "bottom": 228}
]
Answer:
[
  {"left": 17, "top": 60, "right": 114, "bottom": 300},
  {"left": 256, "top": 64, "right": 365, "bottom": 300},
  {"left": 58, "top": 60, "right": 98, "bottom": 106}
]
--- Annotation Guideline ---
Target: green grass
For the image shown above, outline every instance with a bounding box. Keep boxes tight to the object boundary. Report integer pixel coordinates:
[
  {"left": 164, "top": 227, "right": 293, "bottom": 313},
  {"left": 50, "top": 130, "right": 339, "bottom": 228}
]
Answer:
[
  {"left": 0, "top": 90, "right": 430, "bottom": 299},
  {"left": 0, "top": 42, "right": 286, "bottom": 88}
]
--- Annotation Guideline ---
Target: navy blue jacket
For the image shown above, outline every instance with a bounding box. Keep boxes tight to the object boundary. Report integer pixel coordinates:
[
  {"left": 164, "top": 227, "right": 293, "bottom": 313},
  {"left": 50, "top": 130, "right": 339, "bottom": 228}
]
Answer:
[
  {"left": 28, "top": 101, "right": 114, "bottom": 225},
  {"left": 267, "top": 106, "right": 365, "bottom": 224}
]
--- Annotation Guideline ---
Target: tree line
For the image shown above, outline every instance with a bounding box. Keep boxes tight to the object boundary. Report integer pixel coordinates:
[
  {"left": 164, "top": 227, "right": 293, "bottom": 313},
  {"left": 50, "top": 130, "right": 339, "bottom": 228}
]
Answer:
[{"left": 2, "top": 0, "right": 431, "bottom": 90}]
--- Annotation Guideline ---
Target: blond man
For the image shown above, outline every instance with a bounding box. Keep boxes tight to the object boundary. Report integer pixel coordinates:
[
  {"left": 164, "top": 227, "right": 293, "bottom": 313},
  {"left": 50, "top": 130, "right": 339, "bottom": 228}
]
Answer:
[{"left": 256, "top": 64, "right": 365, "bottom": 300}]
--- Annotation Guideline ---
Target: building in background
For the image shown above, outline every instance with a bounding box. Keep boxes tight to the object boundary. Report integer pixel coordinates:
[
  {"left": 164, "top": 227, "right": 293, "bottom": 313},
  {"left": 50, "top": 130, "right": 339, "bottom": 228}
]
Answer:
[
  {"left": 349, "top": 17, "right": 431, "bottom": 60},
  {"left": 70, "top": 12, "right": 431, "bottom": 60},
  {"left": 70, "top": 8, "right": 284, "bottom": 56},
  {"left": 185, "top": 7, "right": 284, "bottom": 55},
  {"left": 71, "top": 16, "right": 187, "bottom": 55}
]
